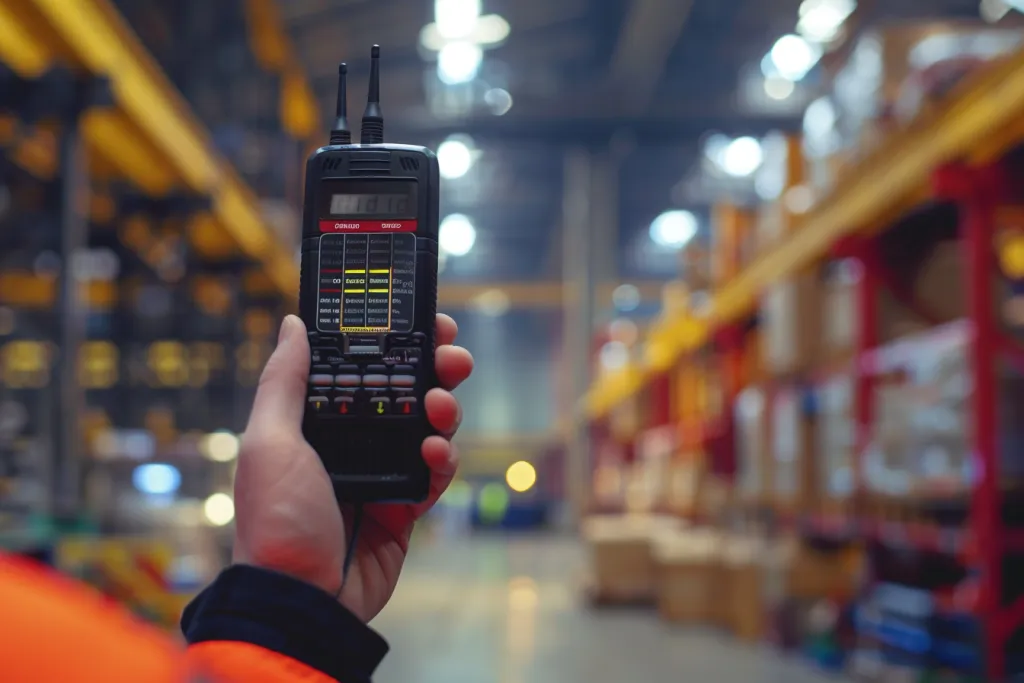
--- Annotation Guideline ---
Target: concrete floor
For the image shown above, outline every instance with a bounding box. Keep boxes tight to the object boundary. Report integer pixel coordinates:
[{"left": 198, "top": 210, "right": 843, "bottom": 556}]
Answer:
[{"left": 373, "top": 533, "right": 847, "bottom": 683}]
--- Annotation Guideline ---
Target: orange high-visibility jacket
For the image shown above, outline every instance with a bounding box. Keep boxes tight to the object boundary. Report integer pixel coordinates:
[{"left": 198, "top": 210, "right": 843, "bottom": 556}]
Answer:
[{"left": 0, "top": 554, "right": 388, "bottom": 683}]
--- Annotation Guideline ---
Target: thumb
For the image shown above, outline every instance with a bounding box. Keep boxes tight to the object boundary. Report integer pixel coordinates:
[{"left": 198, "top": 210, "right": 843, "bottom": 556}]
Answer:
[{"left": 247, "top": 315, "right": 310, "bottom": 434}]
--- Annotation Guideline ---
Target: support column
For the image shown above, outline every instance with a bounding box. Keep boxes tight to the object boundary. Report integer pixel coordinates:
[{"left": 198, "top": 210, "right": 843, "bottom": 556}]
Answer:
[
  {"left": 53, "top": 116, "right": 88, "bottom": 520},
  {"left": 562, "top": 147, "right": 619, "bottom": 526}
]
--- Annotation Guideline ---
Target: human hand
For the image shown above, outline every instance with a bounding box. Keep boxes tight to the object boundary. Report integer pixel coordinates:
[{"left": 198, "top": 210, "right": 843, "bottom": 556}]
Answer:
[{"left": 232, "top": 314, "right": 473, "bottom": 622}]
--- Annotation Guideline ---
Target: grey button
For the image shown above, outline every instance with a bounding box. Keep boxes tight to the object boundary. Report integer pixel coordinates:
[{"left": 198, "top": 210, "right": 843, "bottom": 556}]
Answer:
[
  {"left": 335, "top": 374, "right": 362, "bottom": 387},
  {"left": 348, "top": 345, "right": 380, "bottom": 355},
  {"left": 391, "top": 375, "right": 416, "bottom": 388},
  {"left": 307, "top": 396, "right": 329, "bottom": 411},
  {"left": 363, "top": 374, "right": 389, "bottom": 387},
  {"left": 309, "top": 374, "right": 335, "bottom": 386},
  {"left": 393, "top": 365, "right": 415, "bottom": 374}
]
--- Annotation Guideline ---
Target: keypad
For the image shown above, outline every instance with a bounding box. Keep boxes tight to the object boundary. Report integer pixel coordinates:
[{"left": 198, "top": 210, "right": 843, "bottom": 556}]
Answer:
[{"left": 305, "top": 334, "right": 423, "bottom": 418}]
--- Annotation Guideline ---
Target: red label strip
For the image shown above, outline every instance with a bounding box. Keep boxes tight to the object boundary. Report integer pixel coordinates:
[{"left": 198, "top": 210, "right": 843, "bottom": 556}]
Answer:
[{"left": 319, "top": 220, "right": 418, "bottom": 233}]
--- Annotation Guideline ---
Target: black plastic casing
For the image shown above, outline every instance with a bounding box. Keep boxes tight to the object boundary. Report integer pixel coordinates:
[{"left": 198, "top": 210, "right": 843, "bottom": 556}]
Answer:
[{"left": 299, "top": 143, "right": 439, "bottom": 503}]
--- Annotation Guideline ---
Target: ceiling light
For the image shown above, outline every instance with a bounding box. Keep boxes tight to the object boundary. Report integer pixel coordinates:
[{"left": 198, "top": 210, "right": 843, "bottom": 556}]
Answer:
[
  {"left": 435, "top": 0, "right": 481, "bottom": 40},
  {"left": 437, "top": 136, "right": 475, "bottom": 179},
  {"left": 419, "top": 15, "right": 511, "bottom": 52},
  {"left": 439, "top": 214, "right": 477, "bottom": 256},
  {"left": 797, "top": 0, "right": 856, "bottom": 43},
  {"left": 649, "top": 210, "right": 698, "bottom": 249},
  {"left": 764, "top": 75, "right": 795, "bottom": 101},
  {"left": 204, "top": 492, "right": 235, "bottom": 526},
  {"left": 721, "top": 136, "right": 763, "bottom": 177},
  {"left": 437, "top": 42, "right": 483, "bottom": 85},
  {"left": 770, "top": 34, "right": 822, "bottom": 81},
  {"left": 484, "top": 87, "right": 513, "bottom": 116},
  {"left": 132, "top": 463, "right": 181, "bottom": 496}
]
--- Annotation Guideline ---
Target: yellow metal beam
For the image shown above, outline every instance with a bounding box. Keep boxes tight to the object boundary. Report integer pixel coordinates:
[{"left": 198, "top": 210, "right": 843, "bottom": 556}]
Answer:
[
  {"left": 435, "top": 280, "right": 668, "bottom": 309},
  {"left": 582, "top": 46, "right": 1024, "bottom": 421},
  {"left": 245, "top": 0, "right": 321, "bottom": 141},
  {"left": 6, "top": 0, "right": 298, "bottom": 294}
]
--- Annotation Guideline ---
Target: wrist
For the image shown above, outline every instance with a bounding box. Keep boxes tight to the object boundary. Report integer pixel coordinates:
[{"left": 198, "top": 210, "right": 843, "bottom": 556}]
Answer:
[{"left": 232, "top": 544, "right": 343, "bottom": 599}]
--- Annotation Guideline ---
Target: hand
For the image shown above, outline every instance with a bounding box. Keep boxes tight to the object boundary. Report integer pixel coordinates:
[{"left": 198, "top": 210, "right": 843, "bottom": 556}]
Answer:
[{"left": 232, "top": 314, "right": 473, "bottom": 622}]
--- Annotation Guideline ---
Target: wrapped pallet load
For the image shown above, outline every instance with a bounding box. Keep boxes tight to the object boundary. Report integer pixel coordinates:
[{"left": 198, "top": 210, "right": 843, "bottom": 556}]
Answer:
[
  {"left": 583, "top": 514, "right": 682, "bottom": 604},
  {"left": 652, "top": 528, "right": 723, "bottom": 624}
]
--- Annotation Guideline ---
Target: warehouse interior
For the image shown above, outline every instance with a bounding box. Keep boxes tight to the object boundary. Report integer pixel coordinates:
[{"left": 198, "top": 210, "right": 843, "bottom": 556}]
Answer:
[{"left": 3, "top": 0, "right": 1024, "bottom": 680}]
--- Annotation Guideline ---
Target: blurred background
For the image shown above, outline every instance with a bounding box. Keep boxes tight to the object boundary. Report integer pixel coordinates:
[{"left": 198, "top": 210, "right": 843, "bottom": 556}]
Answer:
[{"left": 4, "top": 0, "right": 1024, "bottom": 680}]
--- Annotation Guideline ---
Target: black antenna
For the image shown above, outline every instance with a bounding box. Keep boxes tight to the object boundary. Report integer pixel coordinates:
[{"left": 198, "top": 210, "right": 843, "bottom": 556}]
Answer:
[
  {"left": 329, "top": 63, "right": 351, "bottom": 144},
  {"left": 360, "top": 45, "right": 383, "bottom": 144}
]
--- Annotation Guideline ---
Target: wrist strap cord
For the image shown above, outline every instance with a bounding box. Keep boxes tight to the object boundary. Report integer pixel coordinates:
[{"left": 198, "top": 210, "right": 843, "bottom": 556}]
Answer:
[{"left": 336, "top": 503, "right": 365, "bottom": 598}]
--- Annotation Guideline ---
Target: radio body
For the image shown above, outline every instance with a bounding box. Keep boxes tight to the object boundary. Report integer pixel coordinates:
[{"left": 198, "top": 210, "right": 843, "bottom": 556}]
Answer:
[{"left": 298, "top": 49, "right": 438, "bottom": 503}]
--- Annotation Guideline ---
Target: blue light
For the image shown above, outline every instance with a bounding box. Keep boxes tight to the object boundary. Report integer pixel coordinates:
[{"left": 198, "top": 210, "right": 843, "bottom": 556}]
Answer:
[{"left": 132, "top": 463, "right": 181, "bottom": 496}]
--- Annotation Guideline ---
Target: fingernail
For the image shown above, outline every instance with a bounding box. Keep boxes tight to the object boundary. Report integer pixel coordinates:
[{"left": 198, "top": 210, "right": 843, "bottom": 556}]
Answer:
[{"left": 278, "top": 315, "right": 296, "bottom": 344}]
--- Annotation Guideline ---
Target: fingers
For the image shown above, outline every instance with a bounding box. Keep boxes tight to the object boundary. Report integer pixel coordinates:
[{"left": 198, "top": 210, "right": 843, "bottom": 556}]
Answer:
[
  {"left": 424, "top": 388, "right": 461, "bottom": 438},
  {"left": 435, "top": 345, "right": 473, "bottom": 391},
  {"left": 420, "top": 436, "right": 460, "bottom": 508},
  {"left": 247, "top": 315, "right": 310, "bottom": 435},
  {"left": 436, "top": 313, "right": 458, "bottom": 346}
]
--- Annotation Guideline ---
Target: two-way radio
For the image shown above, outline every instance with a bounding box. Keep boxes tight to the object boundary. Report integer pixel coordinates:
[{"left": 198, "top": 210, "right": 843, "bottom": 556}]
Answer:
[{"left": 299, "top": 45, "right": 438, "bottom": 503}]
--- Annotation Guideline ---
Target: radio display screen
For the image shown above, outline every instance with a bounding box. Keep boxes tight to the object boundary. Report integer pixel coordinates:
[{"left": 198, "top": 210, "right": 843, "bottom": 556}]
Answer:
[{"left": 316, "top": 179, "right": 417, "bottom": 333}]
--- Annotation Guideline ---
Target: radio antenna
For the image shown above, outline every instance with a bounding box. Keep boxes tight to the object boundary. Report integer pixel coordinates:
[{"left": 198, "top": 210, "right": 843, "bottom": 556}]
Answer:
[
  {"left": 329, "top": 63, "right": 351, "bottom": 144},
  {"left": 360, "top": 44, "right": 384, "bottom": 144}
]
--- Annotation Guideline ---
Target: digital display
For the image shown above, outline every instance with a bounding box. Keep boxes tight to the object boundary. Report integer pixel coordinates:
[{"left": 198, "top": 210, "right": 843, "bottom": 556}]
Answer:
[
  {"left": 320, "top": 179, "right": 417, "bottom": 219},
  {"left": 317, "top": 233, "right": 415, "bottom": 333},
  {"left": 330, "top": 194, "right": 410, "bottom": 217}
]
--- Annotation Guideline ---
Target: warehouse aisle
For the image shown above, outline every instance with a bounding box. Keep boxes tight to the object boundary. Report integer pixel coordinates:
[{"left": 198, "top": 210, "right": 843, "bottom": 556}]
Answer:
[{"left": 374, "top": 534, "right": 847, "bottom": 683}]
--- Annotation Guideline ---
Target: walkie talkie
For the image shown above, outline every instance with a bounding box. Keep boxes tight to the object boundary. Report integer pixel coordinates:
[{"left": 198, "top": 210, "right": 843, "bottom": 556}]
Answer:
[{"left": 300, "top": 45, "right": 438, "bottom": 503}]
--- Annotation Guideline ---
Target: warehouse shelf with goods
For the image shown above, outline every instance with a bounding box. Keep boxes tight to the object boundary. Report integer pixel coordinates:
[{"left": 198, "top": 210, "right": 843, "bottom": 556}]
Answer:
[{"left": 580, "top": 35, "right": 1024, "bottom": 683}]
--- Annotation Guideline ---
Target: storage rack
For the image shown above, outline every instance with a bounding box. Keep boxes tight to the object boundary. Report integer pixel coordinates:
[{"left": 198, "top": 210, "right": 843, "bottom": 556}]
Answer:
[{"left": 582, "top": 47, "right": 1024, "bottom": 680}]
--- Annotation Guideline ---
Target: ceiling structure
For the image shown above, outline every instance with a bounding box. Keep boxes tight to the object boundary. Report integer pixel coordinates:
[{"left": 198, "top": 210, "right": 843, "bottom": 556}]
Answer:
[{"left": 280, "top": 0, "right": 987, "bottom": 285}]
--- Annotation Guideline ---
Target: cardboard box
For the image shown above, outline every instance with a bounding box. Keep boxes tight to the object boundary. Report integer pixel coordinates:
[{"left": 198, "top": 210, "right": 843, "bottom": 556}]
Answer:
[
  {"left": 722, "top": 536, "right": 765, "bottom": 641},
  {"left": 771, "top": 386, "right": 817, "bottom": 511},
  {"left": 583, "top": 515, "right": 682, "bottom": 602},
  {"left": 761, "top": 273, "right": 821, "bottom": 376},
  {"left": 653, "top": 529, "right": 723, "bottom": 624}
]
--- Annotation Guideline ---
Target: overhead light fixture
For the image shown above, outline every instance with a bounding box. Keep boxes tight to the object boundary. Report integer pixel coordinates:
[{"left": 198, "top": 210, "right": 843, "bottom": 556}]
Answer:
[
  {"left": 439, "top": 214, "right": 477, "bottom": 256},
  {"left": 769, "top": 34, "right": 822, "bottom": 81},
  {"left": 797, "top": 0, "right": 856, "bottom": 43},
  {"left": 437, "top": 136, "right": 475, "bottom": 179},
  {"left": 720, "top": 136, "right": 764, "bottom": 177},
  {"left": 435, "top": 0, "right": 481, "bottom": 40},
  {"left": 649, "top": 210, "right": 698, "bottom": 249},
  {"left": 437, "top": 42, "right": 483, "bottom": 84},
  {"left": 764, "top": 75, "right": 796, "bottom": 101},
  {"left": 420, "top": 14, "right": 510, "bottom": 52}
]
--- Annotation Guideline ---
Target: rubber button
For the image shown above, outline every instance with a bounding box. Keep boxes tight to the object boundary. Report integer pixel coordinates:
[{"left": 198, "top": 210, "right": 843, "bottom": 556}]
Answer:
[
  {"left": 334, "top": 396, "right": 355, "bottom": 415},
  {"left": 307, "top": 396, "right": 329, "bottom": 411},
  {"left": 396, "top": 397, "right": 418, "bottom": 415},
  {"left": 392, "top": 365, "right": 415, "bottom": 374},
  {"left": 335, "top": 374, "right": 362, "bottom": 387},
  {"left": 391, "top": 375, "right": 415, "bottom": 388},
  {"left": 363, "top": 374, "right": 389, "bottom": 388},
  {"left": 309, "top": 374, "right": 335, "bottom": 386},
  {"left": 368, "top": 396, "right": 391, "bottom": 415}
]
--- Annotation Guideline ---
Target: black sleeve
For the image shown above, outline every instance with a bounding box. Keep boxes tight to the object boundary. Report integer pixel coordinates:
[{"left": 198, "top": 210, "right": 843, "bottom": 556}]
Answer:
[{"left": 181, "top": 564, "right": 389, "bottom": 683}]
